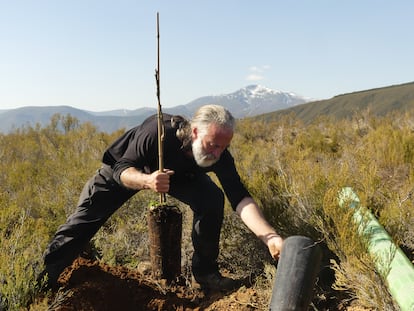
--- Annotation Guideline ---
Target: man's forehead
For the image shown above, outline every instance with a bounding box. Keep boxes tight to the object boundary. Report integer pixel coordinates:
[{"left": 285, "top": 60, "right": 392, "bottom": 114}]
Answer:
[
  {"left": 207, "top": 123, "right": 233, "bottom": 135},
  {"left": 205, "top": 124, "right": 233, "bottom": 143}
]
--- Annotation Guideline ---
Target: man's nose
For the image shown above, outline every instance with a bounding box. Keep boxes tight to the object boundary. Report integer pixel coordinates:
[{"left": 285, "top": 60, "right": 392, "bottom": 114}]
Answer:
[{"left": 211, "top": 148, "right": 222, "bottom": 158}]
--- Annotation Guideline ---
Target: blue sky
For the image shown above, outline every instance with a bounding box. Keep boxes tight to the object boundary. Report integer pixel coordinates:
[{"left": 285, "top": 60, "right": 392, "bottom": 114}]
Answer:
[{"left": 1, "top": 1, "right": 413, "bottom": 111}]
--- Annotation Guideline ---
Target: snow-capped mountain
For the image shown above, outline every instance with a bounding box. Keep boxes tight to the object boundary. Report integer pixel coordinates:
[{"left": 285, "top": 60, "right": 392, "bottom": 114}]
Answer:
[
  {"left": 0, "top": 85, "right": 309, "bottom": 133},
  {"left": 185, "top": 85, "right": 308, "bottom": 118}
]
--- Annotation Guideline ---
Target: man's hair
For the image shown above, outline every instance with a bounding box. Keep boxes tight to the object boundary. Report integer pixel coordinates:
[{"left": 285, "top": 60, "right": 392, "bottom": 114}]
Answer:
[{"left": 191, "top": 105, "right": 235, "bottom": 136}]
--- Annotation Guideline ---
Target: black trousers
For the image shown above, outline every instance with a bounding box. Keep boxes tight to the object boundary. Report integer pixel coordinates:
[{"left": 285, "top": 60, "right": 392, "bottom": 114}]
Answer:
[{"left": 43, "top": 165, "right": 224, "bottom": 277}]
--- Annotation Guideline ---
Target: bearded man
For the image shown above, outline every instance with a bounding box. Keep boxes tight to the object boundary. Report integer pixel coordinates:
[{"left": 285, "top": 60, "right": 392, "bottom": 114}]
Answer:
[{"left": 41, "top": 104, "right": 283, "bottom": 290}]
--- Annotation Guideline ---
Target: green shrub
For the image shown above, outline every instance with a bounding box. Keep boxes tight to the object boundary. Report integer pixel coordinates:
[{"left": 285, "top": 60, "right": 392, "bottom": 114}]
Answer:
[{"left": 2, "top": 110, "right": 414, "bottom": 310}]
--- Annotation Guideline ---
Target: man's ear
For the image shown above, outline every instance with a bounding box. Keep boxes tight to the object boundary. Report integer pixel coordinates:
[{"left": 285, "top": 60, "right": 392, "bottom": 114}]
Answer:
[{"left": 192, "top": 127, "right": 198, "bottom": 139}]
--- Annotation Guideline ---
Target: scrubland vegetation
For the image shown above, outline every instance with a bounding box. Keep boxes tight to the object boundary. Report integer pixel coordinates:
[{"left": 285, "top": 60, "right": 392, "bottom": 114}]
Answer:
[{"left": 1, "top": 110, "right": 414, "bottom": 310}]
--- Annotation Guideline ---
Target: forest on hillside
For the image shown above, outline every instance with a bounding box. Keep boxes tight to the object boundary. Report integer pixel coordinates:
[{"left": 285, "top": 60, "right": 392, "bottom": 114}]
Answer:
[{"left": 1, "top": 110, "right": 414, "bottom": 310}]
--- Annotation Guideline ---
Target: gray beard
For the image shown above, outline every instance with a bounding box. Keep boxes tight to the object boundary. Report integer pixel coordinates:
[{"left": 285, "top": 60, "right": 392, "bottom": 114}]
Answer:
[{"left": 192, "top": 138, "right": 219, "bottom": 167}]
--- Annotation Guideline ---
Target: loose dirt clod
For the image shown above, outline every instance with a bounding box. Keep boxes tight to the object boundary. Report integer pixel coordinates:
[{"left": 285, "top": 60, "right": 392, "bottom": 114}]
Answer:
[
  {"left": 49, "top": 258, "right": 255, "bottom": 311},
  {"left": 43, "top": 257, "right": 371, "bottom": 311}
]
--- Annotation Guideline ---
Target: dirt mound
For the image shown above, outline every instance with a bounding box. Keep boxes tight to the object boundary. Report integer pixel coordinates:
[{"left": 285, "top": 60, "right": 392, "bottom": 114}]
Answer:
[
  {"left": 48, "top": 258, "right": 260, "bottom": 311},
  {"left": 43, "top": 257, "right": 368, "bottom": 311}
]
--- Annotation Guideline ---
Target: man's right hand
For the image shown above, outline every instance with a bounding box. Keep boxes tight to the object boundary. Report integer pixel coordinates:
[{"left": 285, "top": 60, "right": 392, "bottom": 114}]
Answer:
[
  {"left": 120, "top": 167, "right": 174, "bottom": 192},
  {"left": 149, "top": 169, "right": 175, "bottom": 193}
]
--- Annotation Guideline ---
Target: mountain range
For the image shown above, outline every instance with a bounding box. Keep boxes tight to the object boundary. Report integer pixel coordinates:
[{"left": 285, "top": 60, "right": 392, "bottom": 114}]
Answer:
[
  {"left": 0, "top": 85, "right": 308, "bottom": 133},
  {"left": 2, "top": 82, "right": 413, "bottom": 134}
]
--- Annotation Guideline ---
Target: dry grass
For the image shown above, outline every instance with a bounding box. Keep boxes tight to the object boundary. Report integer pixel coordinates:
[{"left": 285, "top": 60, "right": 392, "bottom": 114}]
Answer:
[{"left": 1, "top": 111, "right": 414, "bottom": 310}]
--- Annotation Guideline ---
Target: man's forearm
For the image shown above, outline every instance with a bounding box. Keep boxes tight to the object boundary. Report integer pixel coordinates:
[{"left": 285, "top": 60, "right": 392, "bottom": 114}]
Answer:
[
  {"left": 236, "top": 197, "right": 280, "bottom": 243},
  {"left": 119, "top": 167, "right": 151, "bottom": 190},
  {"left": 120, "top": 167, "right": 174, "bottom": 193},
  {"left": 236, "top": 196, "right": 283, "bottom": 259}
]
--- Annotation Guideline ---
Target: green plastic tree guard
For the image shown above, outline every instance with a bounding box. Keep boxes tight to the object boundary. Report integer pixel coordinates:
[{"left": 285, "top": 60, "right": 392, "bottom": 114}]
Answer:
[{"left": 339, "top": 187, "right": 414, "bottom": 311}]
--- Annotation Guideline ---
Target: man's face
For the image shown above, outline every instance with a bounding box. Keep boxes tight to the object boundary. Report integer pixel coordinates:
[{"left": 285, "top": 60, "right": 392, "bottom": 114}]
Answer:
[{"left": 192, "top": 123, "right": 233, "bottom": 167}]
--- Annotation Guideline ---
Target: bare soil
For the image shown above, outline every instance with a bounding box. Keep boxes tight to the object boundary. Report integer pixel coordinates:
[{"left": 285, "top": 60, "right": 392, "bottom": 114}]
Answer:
[{"left": 39, "top": 257, "right": 370, "bottom": 311}]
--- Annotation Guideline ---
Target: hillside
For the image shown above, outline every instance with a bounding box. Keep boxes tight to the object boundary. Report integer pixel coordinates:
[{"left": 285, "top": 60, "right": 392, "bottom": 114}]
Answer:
[
  {"left": 2, "top": 82, "right": 413, "bottom": 133},
  {"left": 0, "top": 85, "right": 307, "bottom": 133},
  {"left": 3, "top": 102, "right": 414, "bottom": 310},
  {"left": 257, "top": 81, "right": 414, "bottom": 123}
]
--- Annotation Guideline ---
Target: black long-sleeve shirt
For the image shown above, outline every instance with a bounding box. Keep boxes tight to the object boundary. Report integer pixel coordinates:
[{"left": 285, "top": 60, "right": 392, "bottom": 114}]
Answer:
[{"left": 102, "top": 114, "right": 250, "bottom": 210}]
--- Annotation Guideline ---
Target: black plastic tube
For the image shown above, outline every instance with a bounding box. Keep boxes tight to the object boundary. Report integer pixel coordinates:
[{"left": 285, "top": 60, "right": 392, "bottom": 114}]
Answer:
[{"left": 269, "top": 235, "right": 322, "bottom": 311}]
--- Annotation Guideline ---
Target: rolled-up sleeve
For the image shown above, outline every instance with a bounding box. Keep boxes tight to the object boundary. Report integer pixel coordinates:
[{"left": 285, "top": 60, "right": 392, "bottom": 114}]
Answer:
[{"left": 112, "top": 131, "right": 157, "bottom": 186}]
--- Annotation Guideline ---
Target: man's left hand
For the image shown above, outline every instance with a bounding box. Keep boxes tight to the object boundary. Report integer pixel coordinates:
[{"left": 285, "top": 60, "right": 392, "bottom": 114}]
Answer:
[{"left": 267, "top": 235, "right": 283, "bottom": 260}]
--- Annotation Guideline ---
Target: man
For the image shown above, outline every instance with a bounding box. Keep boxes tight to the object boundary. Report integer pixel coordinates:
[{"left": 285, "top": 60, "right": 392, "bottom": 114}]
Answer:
[{"left": 41, "top": 104, "right": 283, "bottom": 290}]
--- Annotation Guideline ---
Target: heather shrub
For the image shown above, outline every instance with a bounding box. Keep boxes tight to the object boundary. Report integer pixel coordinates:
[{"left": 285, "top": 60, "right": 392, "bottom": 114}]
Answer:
[
  {"left": 0, "top": 115, "right": 114, "bottom": 310},
  {"left": 1, "top": 110, "right": 414, "bottom": 310},
  {"left": 232, "top": 111, "right": 414, "bottom": 310}
]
